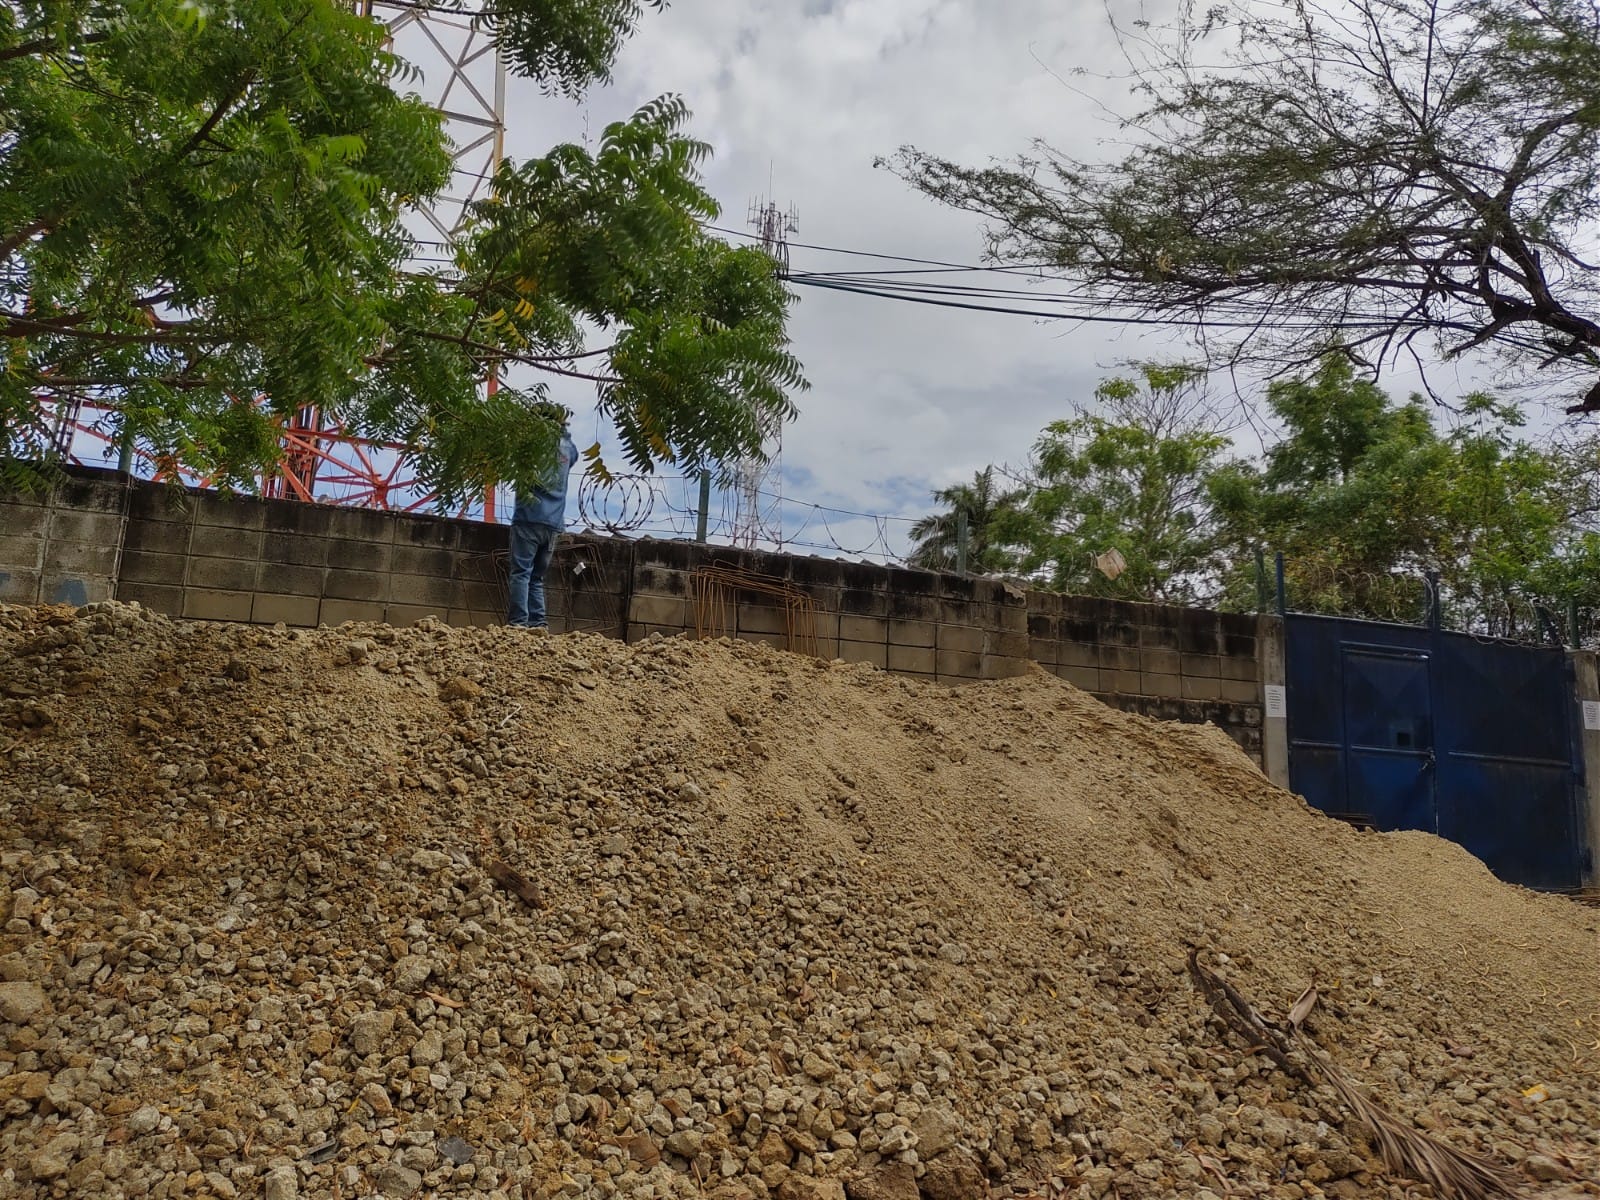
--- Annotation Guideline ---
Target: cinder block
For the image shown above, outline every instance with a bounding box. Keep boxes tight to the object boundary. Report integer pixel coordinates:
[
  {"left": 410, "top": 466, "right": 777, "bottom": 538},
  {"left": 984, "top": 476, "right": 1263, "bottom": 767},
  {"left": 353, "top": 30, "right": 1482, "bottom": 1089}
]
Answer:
[
  {"left": 257, "top": 564, "right": 325, "bottom": 597},
  {"left": 1138, "top": 622, "right": 1181, "bottom": 649},
  {"left": 812, "top": 636, "right": 840, "bottom": 661},
  {"left": 193, "top": 493, "right": 267, "bottom": 531},
  {"left": 119, "top": 549, "right": 186, "bottom": 585},
  {"left": 994, "top": 631, "right": 1029, "bottom": 658},
  {"left": 837, "top": 639, "right": 888, "bottom": 669},
  {"left": 121, "top": 516, "right": 189, "bottom": 554},
  {"left": 887, "top": 593, "right": 938, "bottom": 622},
  {"left": 1100, "top": 620, "right": 1140, "bottom": 646},
  {"left": 43, "top": 540, "right": 119, "bottom": 576},
  {"left": 46, "top": 509, "right": 124, "bottom": 546},
  {"left": 1029, "top": 637, "right": 1059, "bottom": 666},
  {"left": 1105, "top": 668, "right": 1141, "bottom": 695},
  {"left": 389, "top": 574, "right": 461, "bottom": 608},
  {"left": 338, "top": 540, "right": 393, "bottom": 575},
  {"left": 322, "top": 507, "right": 395, "bottom": 544},
  {"left": 44, "top": 573, "right": 107, "bottom": 605},
  {"left": 186, "top": 556, "right": 259, "bottom": 592},
  {"left": 51, "top": 473, "right": 129, "bottom": 513},
  {"left": 1141, "top": 671, "right": 1182, "bottom": 700},
  {"left": 0, "top": 504, "right": 51, "bottom": 539},
  {"left": 943, "top": 599, "right": 1002, "bottom": 627},
  {"left": 936, "top": 648, "right": 983, "bottom": 679},
  {"left": 1180, "top": 653, "right": 1221, "bottom": 679},
  {"left": 0, "top": 567, "right": 41, "bottom": 604},
  {"left": 982, "top": 656, "right": 1031, "bottom": 681},
  {"left": 116, "top": 581, "right": 181, "bottom": 614},
  {"left": 325, "top": 599, "right": 389, "bottom": 626},
  {"left": 1140, "top": 647, "right": 1181, "bottom": 675},
  {"left": 250, "top": 593, "right": 320, "bottom": 627},
  {"left": 888, "top": 618, "right": 936, "bottom": 648},
  {"left": 261, "top": 532, "right": 330, "bottom": 567},
  {"left": 1220, "top": 655, "right": 1260, "bottom": 682},
  {"left": 838, "top": 586, "right": 890, "bottom": 617},
  {"left": 1056, "top": 665, "right": 1100, "bottom": 691},
  {"left": 323, "top": 569, "right": 388, "bottom": 603},
  {"left": 737, "top": 602, "right": 789, "bottom": 636},
  {"left": 1102, "top": 645, "right": 1141, "bottom": 671},
  {"left": 190, "top": 524, "right": 263, "bottom": 560},
  {"left": 839, "top": 614, "right": 887, "bottom": 643},
  {"left": 888, "top": 644, "right": 936, "bottom": 674},
  {"left": 1056, "top": 642, "right": 1100, "bottom": 669},
  {"left": 390, "top": 544, "right": 457, "bottom": 577},
  {"left": 635, "top": 566, "right": 689, "bottom": 598},
  {"left": 808, "top": 611, "right": 841, "bottom": 641},
  {"left": 937, "top": 624, "right": 985, "bottom": 654},
  {"left": 1181, "top": 675, "right": 1227, "bottom": 701},
  {"left": 183, "top": 588, "right": 254, "bottom": 622},
  {"left": 1220, "top": 678, "right": 1260, "bottom": 703},
  {"left": 630, "top": 594, "right": 688, "bottom": 628},
  {"left": 0, "top": 533, "right": 46, "bottom": 568}
]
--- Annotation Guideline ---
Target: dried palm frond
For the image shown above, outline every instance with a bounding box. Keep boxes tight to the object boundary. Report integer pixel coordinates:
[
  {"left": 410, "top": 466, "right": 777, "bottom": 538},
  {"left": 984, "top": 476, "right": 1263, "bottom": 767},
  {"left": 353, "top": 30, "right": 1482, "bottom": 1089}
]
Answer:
[{"left": 1186, "top": 948, "right": 1526, "bottom": 1200}]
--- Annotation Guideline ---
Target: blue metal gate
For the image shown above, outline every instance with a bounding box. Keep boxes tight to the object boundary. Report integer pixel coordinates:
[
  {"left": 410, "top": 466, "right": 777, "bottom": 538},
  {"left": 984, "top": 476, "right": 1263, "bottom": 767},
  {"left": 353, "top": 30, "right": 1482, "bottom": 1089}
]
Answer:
[{"left": 1285, "top": 613, "right": 1589, "bottom": 890}]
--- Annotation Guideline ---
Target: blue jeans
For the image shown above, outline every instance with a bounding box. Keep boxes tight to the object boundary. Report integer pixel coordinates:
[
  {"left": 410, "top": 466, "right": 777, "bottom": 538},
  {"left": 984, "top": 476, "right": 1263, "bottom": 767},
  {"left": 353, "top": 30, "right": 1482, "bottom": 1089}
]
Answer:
[{"left": 508, "top": 523, "right": 559, "bottom": 627}]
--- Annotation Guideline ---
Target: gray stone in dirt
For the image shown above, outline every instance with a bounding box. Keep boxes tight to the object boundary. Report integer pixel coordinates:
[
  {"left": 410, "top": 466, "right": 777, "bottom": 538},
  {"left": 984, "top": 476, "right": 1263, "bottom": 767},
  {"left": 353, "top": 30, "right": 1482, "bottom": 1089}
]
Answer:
[
  {"left": 411, "top": 1028, "right": 444, "bottom": 1067},
  {"left": 0, "top": 980, "right": 47, "bottom": 1023},
  {"left": 917, "top": 1150, "right": 984, "bottom": 1200},
  {"left": 28, "top": 1133, "right": 78, "bottom": 1180},
  {"left": 910, "top": 1105, "right": 959, "bottom": 1158},
  {"left": 378, "top": 1163, "right": 423, "bottom": 1197},
  {"left": 439, "top": 1136, "right": 475, "bottom": 1166},
  {"left": 936, "top": 942, "right": 968, "bottom": 965},
  {"left": 1523, "top": 1154, "right": 1568, "bottom": 1182},
  {"left": 878, "top": 1126, "right": 917, "bottom": 1154},
  {"left": 529, "top": 964, "right": 564, "bottom": 998},
  {"left": 127, "top": 1105, "right": 161, "bottom": 1135},
  {"left": 350, "top": 1010, "right": 396, "bottom": 1055},
  {"left": 844, "top": 1162, "right": 919, "bottom": 1200},
  {"left": 264, "top": 1166, "right": 298, "bottom": 1200},
  {"left": 392, "top": 955, "right": 432, "bottom": 992}
]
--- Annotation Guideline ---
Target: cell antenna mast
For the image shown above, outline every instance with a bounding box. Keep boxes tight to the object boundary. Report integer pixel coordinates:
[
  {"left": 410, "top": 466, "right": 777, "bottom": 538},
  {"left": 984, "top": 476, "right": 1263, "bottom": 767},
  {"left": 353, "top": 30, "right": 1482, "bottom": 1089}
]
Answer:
[{"left": 730, "top": 196, "right": 798, "bottom": 549}]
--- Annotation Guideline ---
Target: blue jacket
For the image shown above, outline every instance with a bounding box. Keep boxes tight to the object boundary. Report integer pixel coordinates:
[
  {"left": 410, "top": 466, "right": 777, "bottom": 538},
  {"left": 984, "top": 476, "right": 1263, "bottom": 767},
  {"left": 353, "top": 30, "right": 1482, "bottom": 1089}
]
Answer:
[{"left": 513, "top": 428, "right": 577, "bottom": 529}]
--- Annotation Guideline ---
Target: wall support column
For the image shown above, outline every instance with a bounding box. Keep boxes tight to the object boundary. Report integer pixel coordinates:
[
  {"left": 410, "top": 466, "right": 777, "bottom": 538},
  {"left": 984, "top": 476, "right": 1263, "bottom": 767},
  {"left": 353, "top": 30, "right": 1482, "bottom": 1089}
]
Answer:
[{"left": 1258, "top": 613, "right": 1291, "bottom": 789}]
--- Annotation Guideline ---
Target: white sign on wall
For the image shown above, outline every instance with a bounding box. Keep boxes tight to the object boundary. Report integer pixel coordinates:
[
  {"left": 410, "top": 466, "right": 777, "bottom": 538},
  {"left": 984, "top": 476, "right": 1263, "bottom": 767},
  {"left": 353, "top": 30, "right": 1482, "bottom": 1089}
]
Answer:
[
  {"left": 1583, "top": 700, "right": 1600, "bottom": 731},
  {"left": 1264, "top": 684, "right": 1287, "bottom": 719}
]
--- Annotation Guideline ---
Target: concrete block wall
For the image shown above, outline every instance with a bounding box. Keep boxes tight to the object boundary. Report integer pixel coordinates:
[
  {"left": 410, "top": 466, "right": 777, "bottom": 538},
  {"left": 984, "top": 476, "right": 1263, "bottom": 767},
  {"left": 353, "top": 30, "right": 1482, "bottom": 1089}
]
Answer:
[
  {"left": 1027, "top": 594, "right": 1264, "bottom": 760},
  {"left": 0, "top": 468, "right": 128, "bottom": 607},
  {"left": 2, "top": 469, "right": 1264, "bottom": 762},
  {"left": 625, "top": 541, "right": 1032, "bottom": 682},
  {"left": 111, "top": 483, "right": 631, "bottom": 633}
]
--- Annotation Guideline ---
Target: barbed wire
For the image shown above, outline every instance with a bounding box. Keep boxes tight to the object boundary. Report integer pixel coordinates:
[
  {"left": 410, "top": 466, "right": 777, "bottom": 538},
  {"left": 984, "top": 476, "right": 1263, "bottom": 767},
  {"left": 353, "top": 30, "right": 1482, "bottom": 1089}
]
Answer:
[{"left": 569, "top": 472, "right": 923, "bottom": 565}]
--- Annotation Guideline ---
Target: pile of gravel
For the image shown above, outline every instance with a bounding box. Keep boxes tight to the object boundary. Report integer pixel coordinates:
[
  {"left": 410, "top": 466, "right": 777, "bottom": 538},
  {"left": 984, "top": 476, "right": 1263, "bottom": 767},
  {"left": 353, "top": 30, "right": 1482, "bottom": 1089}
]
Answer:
[{"left": 0, "top": 601, "right": 1596, "bottom": 1200}]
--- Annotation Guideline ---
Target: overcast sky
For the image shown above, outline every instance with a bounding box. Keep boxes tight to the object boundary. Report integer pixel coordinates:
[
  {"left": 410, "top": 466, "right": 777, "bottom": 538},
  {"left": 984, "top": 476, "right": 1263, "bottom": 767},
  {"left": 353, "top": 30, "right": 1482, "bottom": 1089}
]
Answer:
[{"left": 414, "top": 0, "right": 1489, "bottom": 558}]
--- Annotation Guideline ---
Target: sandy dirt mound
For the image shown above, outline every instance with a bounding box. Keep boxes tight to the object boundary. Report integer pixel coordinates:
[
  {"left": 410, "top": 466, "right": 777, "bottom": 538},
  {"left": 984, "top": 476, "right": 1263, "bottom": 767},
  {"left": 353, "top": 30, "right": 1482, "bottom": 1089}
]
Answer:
[{"left": 0, "top": 601, "right": 1596, "bottom": 1200}]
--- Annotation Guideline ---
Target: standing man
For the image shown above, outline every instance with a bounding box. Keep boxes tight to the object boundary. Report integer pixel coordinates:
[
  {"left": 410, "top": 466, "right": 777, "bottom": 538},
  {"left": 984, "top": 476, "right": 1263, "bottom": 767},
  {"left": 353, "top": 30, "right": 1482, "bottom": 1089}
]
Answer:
[{"left": 507, "top": 405, "right": 578, "bottom": 629}]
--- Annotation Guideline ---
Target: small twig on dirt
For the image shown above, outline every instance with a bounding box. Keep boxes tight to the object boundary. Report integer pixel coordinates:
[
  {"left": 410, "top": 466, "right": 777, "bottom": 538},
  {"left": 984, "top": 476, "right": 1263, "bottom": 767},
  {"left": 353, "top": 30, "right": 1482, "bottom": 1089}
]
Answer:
[
  {"left": 484, "top": 858, "right": 544, "bottom": 909},
  {"left": 1187, "top": 948, "right": 1527, "bottom": 1200}
]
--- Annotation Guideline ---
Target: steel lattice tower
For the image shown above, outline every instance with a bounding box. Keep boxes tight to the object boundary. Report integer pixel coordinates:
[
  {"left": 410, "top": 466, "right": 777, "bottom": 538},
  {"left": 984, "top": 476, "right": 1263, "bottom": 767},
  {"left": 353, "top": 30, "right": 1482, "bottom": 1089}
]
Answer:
[{"left": 729, "top": 197, "right": 797, "bottom": 549}]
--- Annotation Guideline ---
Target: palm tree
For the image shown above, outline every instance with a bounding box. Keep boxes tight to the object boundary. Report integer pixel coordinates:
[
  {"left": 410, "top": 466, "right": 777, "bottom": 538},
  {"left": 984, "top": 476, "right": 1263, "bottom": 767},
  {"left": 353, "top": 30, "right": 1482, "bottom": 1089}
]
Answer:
[{"left": 908, "top": 467, "right": 1019, "bottom": 573}]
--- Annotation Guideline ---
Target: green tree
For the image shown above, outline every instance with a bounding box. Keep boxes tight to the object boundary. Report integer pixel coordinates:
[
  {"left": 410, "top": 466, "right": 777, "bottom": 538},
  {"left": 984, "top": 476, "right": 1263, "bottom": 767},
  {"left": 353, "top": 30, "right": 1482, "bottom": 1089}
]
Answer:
[
  {"left": 887, "top": 0, "right": 1600, "bottom": 413},
  {"left": 907, "top": 466, "right": 1021, "bottom": 574},
  {"left": 1210, "top": 358, "right": 1590, "bottom": 636},
  {"left": 1013, "top": 364, "right": 1231, "bottom": 601},
  {"left": 1209, "top": 358, "right": 1450, "bottom": 617},
  {"left": 1, "top": 0, "right": 803, "bottom": 504}
]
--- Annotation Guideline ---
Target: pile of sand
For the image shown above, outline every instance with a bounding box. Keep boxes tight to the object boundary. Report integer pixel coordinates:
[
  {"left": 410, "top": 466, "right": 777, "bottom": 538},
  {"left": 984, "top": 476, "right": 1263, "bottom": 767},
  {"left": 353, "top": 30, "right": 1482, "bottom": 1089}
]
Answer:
[{"left": 0, "top": 601, "right": 1595, "bottom": 1200}]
